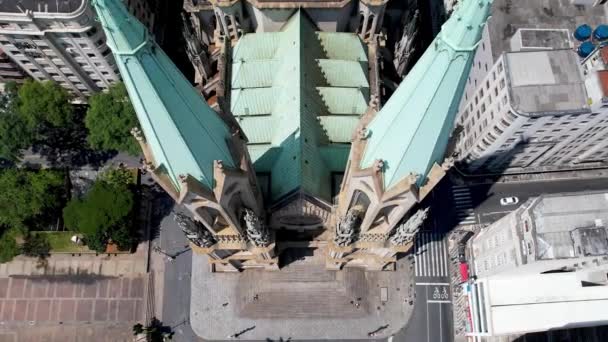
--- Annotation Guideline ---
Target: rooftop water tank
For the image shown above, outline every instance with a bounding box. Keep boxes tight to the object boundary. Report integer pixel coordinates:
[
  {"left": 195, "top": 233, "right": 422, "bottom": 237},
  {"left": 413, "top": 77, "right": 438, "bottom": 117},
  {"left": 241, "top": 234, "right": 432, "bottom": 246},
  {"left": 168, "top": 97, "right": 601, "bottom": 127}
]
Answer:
[
  {"left": 578, "top": 41, "right": 596, "bottom": 58},
  {"left": 575, "top": 24, "right": 592, "bottom": 41},
  {"left": 594, "top": 24, "right": 608, "bottom": 41}
]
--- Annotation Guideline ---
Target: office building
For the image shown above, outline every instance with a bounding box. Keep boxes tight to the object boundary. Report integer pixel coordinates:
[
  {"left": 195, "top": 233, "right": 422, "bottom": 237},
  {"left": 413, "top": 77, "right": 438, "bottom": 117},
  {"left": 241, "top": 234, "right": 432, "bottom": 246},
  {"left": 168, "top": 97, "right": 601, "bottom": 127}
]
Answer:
[
  {"left": 0, "top": 0, "right": 168, "bottom": 98},
  {"left": 466, "top": 264, "right": 608, "bottom": 337},
  {"left": 0, "top": 48, "right": 26, "bottom": 83},
  {"left": 470, "top": 191, "right": 608, "bottom": 278},
  {"left": 464, "top": 191, "right": 608, "bottom": 338},
  {"left": 453, "top": 0, "right": 608, "bottom": 172}
]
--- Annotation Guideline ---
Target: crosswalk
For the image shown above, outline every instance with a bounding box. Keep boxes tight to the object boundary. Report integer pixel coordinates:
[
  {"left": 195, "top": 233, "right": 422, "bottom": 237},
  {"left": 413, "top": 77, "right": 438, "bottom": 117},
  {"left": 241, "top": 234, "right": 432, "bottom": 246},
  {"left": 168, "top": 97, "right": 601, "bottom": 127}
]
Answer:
[
  {"left": 452, "top": 185, "right": 477, "bottom": 225},
  {"left": 414, "top": 232, "right": 449, "bottom": 278}
]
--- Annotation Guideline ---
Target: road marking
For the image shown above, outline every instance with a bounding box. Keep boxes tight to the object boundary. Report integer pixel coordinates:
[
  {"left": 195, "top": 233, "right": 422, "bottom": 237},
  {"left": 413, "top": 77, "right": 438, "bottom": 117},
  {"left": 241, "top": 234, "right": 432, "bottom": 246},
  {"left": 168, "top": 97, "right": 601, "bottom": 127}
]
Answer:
[
  {"left": 452, "top": 185, "right": 477, "bottom": 225},
  {"left": 416, "top": 282, "right": 450, "bottom": 286},
  {"left": 415, "top": 233, "right": 449, "bottom": 277},
  {"left": 428, "top": 300, "right": 452, "bottom": 304}
]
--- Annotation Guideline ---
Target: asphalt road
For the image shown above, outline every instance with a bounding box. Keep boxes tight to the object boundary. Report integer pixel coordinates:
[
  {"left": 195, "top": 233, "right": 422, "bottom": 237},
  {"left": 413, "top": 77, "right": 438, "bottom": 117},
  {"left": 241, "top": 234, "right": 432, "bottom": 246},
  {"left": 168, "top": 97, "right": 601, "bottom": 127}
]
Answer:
[
  {"left": 458, "top": 177, "right": 608, "bottom": 224},
  {"left": 392, "top": 179, "right": 454, "bottom": 342},
  {"left": 153, "top": 194, "right": 200, "bottom": 342}
]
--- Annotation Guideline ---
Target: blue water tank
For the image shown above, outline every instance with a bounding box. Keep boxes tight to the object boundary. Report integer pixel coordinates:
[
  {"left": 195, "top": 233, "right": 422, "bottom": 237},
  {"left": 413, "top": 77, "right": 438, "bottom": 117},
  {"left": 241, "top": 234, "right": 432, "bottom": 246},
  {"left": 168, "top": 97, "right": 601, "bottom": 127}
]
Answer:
[
  {"left": 578, "top": 41, "right": 596, "bottom": 58},
  {"left": 575, "top": 24, "right": 592, "bottom": 41},
  {"left": 594, "top": 25, "right": 608, "bottom": 41}
]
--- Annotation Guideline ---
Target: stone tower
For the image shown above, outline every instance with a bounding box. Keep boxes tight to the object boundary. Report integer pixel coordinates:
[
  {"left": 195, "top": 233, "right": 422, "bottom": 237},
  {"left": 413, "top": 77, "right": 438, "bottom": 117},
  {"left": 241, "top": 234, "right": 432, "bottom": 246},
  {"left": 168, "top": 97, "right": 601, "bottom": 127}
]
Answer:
[
  {"left": 93, "top": 0, "right": 277, "bottom": 272},
  {"left": 329, "top": 0, "right": 494, "bottom": 270}
]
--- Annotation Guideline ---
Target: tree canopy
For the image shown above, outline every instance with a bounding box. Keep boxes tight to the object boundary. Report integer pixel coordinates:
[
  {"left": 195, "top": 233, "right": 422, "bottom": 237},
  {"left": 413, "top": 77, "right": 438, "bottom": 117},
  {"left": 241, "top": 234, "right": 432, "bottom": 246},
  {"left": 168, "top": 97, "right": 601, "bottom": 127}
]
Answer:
[
  {"left": 85, "top": 83, "right": 140, "bottom": 155},
  {"left": 0, "top": 82, "right": 32, "bottom": 161},
  {"left": 63, "top": 179, "right": 135, "bottom": 252},
  {"left": 0, "top": 169, "right": 65, "bottom": 232},
  {"left": 22, "top": 233, "right": 51, "bottom": 259},
  {"left": 18, "top": 79, "right": 74, "bottom": 129}
]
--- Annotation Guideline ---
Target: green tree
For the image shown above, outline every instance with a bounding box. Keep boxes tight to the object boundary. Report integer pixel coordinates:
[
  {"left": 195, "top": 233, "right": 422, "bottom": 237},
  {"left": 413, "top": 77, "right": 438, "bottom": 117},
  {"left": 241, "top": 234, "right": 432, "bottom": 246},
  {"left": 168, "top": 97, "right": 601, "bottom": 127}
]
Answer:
[
  {"left": 17, "top": 80, "right": 74, "bottom": 129},
  {"left": 0, "top": 229, "right": 19, "bottom": 263},
  {"left": 133, "top": 318, "right": 173, "bottom": 342},
  {"left": 100, "top": 167, "right": 136, "bottom": 187},
  {"left": 0, "top": 82, "right": 32, "bottom": 161},
  {"left": 21, "top": 233, "right": 51, "bottom": 259},
  {"left": 85, "top": 83, "right": 140, "bottom": 155},
  {"left": 0, "top": 169, "right": 65, "bottom": 232},
  {"left": 63, "top": 180, "right": 135, "bottom": 252}
]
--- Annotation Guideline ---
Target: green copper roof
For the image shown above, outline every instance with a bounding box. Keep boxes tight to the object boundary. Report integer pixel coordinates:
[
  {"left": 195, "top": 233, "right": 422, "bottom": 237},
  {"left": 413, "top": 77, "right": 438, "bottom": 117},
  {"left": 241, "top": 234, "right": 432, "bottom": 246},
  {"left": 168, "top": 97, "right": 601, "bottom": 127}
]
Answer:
[
  {"left": 360, "top": 0, "right": 493, "bottom": 189},
  {"left": 92, "top": 0, "right": 235, "bottom": 191},
  {"left": 231, "top": 11, "right": 369, "bottom": 202}
]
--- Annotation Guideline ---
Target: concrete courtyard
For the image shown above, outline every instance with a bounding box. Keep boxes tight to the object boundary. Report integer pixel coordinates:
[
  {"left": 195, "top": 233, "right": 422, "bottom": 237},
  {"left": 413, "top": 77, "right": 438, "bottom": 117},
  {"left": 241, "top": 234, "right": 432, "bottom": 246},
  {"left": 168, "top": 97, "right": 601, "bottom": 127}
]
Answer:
[{"left": 190, "top": 248, "right": 415, "bottom": 340}]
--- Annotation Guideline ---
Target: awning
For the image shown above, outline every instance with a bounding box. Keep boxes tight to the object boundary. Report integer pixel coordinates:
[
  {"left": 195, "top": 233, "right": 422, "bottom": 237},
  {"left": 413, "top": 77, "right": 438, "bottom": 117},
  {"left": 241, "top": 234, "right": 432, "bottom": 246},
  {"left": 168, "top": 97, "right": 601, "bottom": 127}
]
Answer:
[{"left": 460, "top": 262, "right": 469, "bottom": 282}]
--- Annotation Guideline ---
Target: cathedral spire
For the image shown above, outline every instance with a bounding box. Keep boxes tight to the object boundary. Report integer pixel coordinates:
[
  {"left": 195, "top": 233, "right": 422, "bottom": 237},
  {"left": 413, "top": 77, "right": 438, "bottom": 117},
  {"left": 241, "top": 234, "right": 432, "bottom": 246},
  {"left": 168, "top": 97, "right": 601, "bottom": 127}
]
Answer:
[{"left": 330, "top": 0, "right": 494, "bottom": 271}]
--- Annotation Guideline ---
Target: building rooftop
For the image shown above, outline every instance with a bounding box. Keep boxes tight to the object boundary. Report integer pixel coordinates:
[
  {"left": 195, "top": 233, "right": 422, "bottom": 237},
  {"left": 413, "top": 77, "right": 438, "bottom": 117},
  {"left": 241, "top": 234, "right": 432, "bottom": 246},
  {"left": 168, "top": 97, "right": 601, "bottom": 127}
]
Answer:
[
  {"left": 488, "top": 0, "right": 608, "bottom": 60},
  {"left": 531, "top": 191, "right": 608, "bottom": 259},
  {"left": 477, "top": 265, "right": 608, "bottom": 336},
  {"left": 0, "top": 0, "right": 85, "bottom": 14},
  {"left": 231, "top": 10, "right": 368, "bottom": 202},
  {"left": 505, "top": 49, "right": 589, "bottom": 115}
]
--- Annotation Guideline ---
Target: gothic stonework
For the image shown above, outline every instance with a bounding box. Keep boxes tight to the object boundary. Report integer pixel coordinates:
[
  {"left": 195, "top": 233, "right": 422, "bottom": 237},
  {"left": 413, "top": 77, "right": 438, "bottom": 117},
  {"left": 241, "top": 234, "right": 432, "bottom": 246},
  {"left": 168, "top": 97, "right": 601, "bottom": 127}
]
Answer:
[
  {"left": 243, "top": 208, "right": 270, "bottom": 247},
  {"left": 389, "top": 208, "right": 428, "bottom": 246}
]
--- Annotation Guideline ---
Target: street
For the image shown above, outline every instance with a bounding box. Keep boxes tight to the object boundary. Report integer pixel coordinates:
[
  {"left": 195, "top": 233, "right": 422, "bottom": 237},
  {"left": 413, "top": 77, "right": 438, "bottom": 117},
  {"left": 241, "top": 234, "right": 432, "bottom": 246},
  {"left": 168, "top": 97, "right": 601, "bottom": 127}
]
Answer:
[
  {"left": 451, "top": 177, "right": 608, "bottom": 225},
  {"left": 151, "top": 193, "right": 200, "bottom": 342},
  {"left": 392, "top": 179, "right": 454, "bottom": 342}
]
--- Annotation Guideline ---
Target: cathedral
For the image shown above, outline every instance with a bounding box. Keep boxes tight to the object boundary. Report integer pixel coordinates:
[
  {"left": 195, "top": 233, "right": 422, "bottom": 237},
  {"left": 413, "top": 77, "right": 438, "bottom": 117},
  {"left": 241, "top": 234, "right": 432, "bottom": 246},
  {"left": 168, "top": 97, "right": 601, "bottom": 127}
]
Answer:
[{"left": 92, "top": 0, "right": 493, "bottom": 272}]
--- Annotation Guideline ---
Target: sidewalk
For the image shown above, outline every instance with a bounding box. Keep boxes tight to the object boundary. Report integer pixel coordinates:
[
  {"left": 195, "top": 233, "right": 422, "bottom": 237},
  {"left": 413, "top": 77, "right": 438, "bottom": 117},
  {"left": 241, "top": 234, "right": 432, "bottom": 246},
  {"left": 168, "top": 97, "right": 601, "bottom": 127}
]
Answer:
[
  {"left": 447, "top": 225, "right": 484, "bottom": 339},
  {"left": 0, "top": 244, "right": 148, "bottom": 277}
]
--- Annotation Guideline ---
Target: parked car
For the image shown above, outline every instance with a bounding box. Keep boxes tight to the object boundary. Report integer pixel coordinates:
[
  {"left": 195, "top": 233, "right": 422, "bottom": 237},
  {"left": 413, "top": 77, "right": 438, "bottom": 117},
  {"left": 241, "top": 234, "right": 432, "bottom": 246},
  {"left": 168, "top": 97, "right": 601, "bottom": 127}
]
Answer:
[
  {"left": 500, "top": 196, "right": 519, "bottom": 206},
  {"left": 457, "top": 243, "right": 467, "bottom": 263}
]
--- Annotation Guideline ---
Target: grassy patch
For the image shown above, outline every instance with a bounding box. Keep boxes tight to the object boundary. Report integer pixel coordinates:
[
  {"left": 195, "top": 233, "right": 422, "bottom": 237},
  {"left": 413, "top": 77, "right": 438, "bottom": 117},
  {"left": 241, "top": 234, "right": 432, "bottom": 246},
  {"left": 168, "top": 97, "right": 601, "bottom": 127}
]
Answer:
[{"left": 33, "top": 231, "right": 92, "bottom": 253}]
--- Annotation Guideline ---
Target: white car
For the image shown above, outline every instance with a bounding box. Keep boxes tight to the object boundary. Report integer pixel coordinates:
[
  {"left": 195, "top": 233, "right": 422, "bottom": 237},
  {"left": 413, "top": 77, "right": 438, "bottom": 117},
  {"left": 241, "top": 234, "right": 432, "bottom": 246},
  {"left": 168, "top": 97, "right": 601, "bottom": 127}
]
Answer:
[{"left": 500, "top": 196, "right": 519, "bottom": 206}]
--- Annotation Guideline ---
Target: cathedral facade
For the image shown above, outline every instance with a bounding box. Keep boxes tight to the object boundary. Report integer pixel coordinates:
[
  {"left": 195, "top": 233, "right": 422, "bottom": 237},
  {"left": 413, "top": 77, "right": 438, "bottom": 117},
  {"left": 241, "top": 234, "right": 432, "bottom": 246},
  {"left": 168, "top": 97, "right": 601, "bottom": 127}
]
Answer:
[{"left": 93, "top": 0, "right": 493, "bottom": 272}]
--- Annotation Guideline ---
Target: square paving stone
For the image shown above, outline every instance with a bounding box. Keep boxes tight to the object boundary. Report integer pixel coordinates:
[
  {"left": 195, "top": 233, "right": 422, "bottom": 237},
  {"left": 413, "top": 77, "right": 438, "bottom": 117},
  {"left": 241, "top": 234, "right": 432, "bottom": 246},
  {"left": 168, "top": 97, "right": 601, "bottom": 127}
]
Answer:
[
  {"left": 129, "top": 278, "right": 144, "bottom": 298},
  {"left": 117, "top": 299, "right": 135, "bottom": 322},
  {"left": 120, "top": 279, "right": 130, "bottom": 298},
  {"left": 25, "top": 300, "right": 36, "bottom": 321},
  {"left": 56, "top": 283, "right": 75, "bottom": 298},
  {"left": 83, "top": 283, "right": 98, "bottom": 298},
  {"left": 97, "top": 279, "right": 109, "bottom": 298},
  {"left": 8, "top": 279, "right": 25, "bottom": 298},
  {"left": 32, "top": 281, "right": 49, "bottom": 298},
  {"left": 108, "top": 300, "right": 119, "bottom": 321},
  {"left": 0, "top": 279, "right": 9, "bottom": 298},
  {"left": 59, "top": 300, "right": 76, "bottom": 322},
  {"left": 93, "top": 299, "right": 108, "bottom": 321},
  {"left": 36, "top": 300, "right": 51, "bottom": 321},
  {"left": 13, "top": 300, "right": 27, "bottom": 321},
  {"left": 108, "top": 279, "right": 121, "bottom": 298},
  {"left": 76, "top": 300, "right": 93, "bottom": 321},
  {"left": 1, "top": 300, "right": 14, "bottom": 321}
]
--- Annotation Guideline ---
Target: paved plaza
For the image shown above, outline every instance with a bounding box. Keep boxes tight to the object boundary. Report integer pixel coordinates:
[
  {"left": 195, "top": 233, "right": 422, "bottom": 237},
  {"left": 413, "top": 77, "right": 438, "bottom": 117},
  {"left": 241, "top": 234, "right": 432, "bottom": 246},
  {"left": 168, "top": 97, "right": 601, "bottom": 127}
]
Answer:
[
  {"left": 0, "top": 251, "right": 149, "bottom": 342},
  {"left": 191, "top": 248, "right": 415, "bottom": 340}
]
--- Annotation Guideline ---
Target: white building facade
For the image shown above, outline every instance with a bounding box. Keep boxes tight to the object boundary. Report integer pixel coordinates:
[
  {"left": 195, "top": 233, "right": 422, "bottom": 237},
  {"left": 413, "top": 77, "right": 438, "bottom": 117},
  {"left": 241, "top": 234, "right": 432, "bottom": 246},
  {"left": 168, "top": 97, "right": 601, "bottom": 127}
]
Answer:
[
  {"left": 466, "top": 264, "right": 608, "bottom": 338},
  {"left": 0, "top": 0, "right": 120, "bottom": 98},
  {"left": 465, "top": 191, "right": 608, "bottom": 337},
  {"left": 453, "top": 0, "right": 608, "bottom": 173}
]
